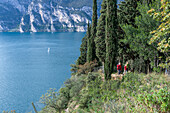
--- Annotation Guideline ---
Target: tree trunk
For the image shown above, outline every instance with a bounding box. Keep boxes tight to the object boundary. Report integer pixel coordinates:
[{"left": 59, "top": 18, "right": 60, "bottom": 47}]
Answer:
[
  {"left": 147, "top": 60, "right": 150, "bottom": 74},
  {"left": 102, "top": 62, "right": 104, "bottom": 73},
  {"left": 59, "top": 109, "right": 61, "bottom": 113},
  {"left": 168, "top": 67, "right": 170, "bottom": 76},
  {"left": 145, "top": 60, "right": 148, "bottom": 74}
]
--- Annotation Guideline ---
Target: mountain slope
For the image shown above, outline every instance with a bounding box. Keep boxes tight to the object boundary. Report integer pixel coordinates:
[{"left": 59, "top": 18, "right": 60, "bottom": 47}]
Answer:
[
  {"left": 0, "top": 0, "right": 31, "bottom": 32},
  {"left": 0, "top": 3, "right": 22, "bottom": 31},
  {"left": 19, "top": 0, "right": 94, "bottom": 32},
  {"left": 0, "top": 0, "right": 123, "bottom": 32}
]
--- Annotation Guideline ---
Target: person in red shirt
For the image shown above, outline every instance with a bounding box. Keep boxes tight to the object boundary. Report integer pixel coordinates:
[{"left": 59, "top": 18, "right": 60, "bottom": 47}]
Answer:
[
  {"left": 124, "top": 64, "right": 127, "bottom": 75},
  {"left": 117, "top": 62, "right": 122, "bottom": 75}
]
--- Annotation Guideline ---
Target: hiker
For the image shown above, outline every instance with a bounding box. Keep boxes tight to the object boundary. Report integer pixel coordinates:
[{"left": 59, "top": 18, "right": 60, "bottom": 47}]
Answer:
[
  {"left": 124, "top": 64, "right": 127, "bottom": 75},
  {"left": 126, "top": 61, "right": 129, "bottom": 72},
  {"left": 117, "top": 62, "right": 122, "bottom": 75}
]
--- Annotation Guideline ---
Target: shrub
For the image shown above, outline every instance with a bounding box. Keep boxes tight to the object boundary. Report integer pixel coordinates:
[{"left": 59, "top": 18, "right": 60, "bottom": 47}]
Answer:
[
  {"left": 70, "top": 64, "right": 79, "bottom": 76},
  {"left": 137, "top": 87, "right": 169, "bottom": 112},
  {"left": 40, "top": 88, "right": 61, "bottom": 112},
  {"left": 70, "top": 60, "right": 99, "bottom": 75},
  {"left": 40, "top": 75, "right": 88, "bottom": 112},
  {"left": 41, "top": 72, "right": 169, "bottom": 113},
  {"left": 79, "top": 88, "right": 91, "bottom": 108}
]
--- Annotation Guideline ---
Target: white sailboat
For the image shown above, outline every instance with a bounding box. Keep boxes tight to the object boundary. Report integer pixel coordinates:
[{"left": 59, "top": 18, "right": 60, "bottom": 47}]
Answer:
[{"left": 48, "top": 48, "right": 50, "bottom": 53}]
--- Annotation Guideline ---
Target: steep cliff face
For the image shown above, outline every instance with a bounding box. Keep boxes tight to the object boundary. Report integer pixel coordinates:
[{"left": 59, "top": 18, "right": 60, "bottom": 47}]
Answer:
[
  {"left": 0, "top": 0, "right": 31, "bottom": 32},
  {"left": 0, "top": 0, "right": 104, "bottom": 32},
  {"left": 0, "top": 0, "right": 123, "bottom": 32},
  {"left": 0, "top": 3, "right": 21, "bottom": 31},
  {"left": 0, "top": 0, "right": 31, "bottom": 13},
  {"left": 19, "top": 0, "right": 93, "bottom": 32}
]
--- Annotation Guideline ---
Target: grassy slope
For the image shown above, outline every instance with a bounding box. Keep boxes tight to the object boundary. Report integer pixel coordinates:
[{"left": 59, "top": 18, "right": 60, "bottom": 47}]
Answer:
[{"left": 40, "top": 72, "right": 169, "bottom": 113}]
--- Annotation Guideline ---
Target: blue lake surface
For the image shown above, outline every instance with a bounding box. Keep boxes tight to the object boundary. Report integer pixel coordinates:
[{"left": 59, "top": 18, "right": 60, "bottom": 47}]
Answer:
[{"left": 0, "top": 32, "right": 85, "bottom": 112}]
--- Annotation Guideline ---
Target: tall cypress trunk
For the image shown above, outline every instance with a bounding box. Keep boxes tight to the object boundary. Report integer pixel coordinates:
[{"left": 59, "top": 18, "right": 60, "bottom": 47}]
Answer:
[
  {"left": 87, "top": 0, "right": 97, "bottom": 62},
  {"left": 104, "top": 0, "right": 118, "bottom": 80},
  {"left": 87, "top": 22, "right": 92, "bottom": 62},
  {"left": 95, "top": 0, "right": 107, "bottom": 63}
]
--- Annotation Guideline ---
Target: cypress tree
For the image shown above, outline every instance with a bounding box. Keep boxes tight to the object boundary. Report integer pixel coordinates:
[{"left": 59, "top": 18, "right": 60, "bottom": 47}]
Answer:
[
  {"left": 118, "top": 0, "right": 139, "bottom": 27},
  {"left": 104, "top": 0, "right": 118, "bottom": 80},
  {"left": 86, "top": 22, "right": 92, "bottom": 62},
  {"left": 77, "top": 35, "right": 87, "bottom": 65},
  {"left": 87, "top": 0, "right": 97, "bottom": 62},
  {"left": 95, "top": 0, "right": 107, "bottom": 63}
]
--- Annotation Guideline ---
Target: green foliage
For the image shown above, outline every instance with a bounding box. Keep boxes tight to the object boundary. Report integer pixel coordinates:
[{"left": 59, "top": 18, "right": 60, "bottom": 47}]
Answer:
[
  {"left": 95, "top": 0, "right": 107, "bottom": 63},
  {"left": 40, "top": 88, "right": 63, "bottom": 112},
  {"left": 76, "top": 72, "right": 169, "bottom": 113},
  {"left": 118, "top": 0, "right": 139, "bottom": 27},
  {"left": 117, "top": 0, "right": 140, "bottom": 65},
  {"left": 78, "top": 60, "right": 99, "bottom": 74},
  {"left": 77, "top": 35, "right": 87, "bottom": 65},
  {"left": 137, "top": 87, "right": 169, "bottom": 112},
  {"left": 86, "top": 22, "right": 92, "bottom": 62},
  {"left": 121, "top": 0, "right": 161, "bottom": 73},
  {"left": 71, "top": 59, "right": 99, "bottom": 75},
  {"left": 41, "top": 70, "right": 169, "bottom": 113},
  {"left": 115, "top": 73, "right": 169, "bottom": 113},
  {"left": 148, "top": 0, "right": 170, "bottom": 68},
  {"left": 104, "top": 0, "right": 118, "bottom": 80},
  {"left": 79, "top": 72, "right": 103, "bottom": 109},
  {"left": 87, "top": 0, "right": 98, "bottom": 62},
  {"left": 68, "top": 78, "right": 85, "bottom": 99},
  {"left": 116, "top": 0, "right": 169, "bottom": 74},
  {"left": 87, "top": 72, "right": 99, "bottom": 84},
  {"left": 79, "top": 88, "right": 91, "bottom": 108},
  {"left": 79, "top": 75, "right": 99, "bottom": 109},
  {"left": 40, "top": 75, "right": 86, "bottom": 112},
  {"left": 70, "top": 63, "right": 79, "bottom": 75}
]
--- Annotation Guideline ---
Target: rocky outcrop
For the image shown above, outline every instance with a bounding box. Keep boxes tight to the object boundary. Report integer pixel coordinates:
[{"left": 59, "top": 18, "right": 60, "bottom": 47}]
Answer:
[
  {"left": 0, "top": 0, "right": 98, "bottom": 32},
  {"left": 19, "top": 0, "right": 92, "bottom": 32},
  {"left": 0, "top": 0, "right": 123, "bottom": 32}
]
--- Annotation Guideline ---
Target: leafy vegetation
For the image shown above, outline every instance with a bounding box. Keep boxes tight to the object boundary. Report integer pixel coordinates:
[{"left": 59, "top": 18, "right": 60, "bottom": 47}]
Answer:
[
  {"left": 71, "top": 59, "right": 99, "bottom": 75},
  {"left": 148, "top": 0, "right": 170, "bottom": 68},
  {"left": 40, "top": 72, "right": 169, "bottom": 113},
  {"left": 121, "top": 1, "right": 160, "bottom": 73},
  {"left": 77, "top": 35, "right": 87, "bottom": 65}
]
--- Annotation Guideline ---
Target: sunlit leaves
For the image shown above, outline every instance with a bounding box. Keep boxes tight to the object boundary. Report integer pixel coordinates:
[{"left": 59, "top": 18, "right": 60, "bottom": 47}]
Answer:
[{"left": 148, "top": 0, "right": 170, "bottom": 68}]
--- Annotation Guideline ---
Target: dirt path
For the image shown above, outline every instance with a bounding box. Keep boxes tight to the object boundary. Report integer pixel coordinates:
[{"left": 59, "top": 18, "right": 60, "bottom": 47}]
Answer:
[
  {"left": 100, "top": 72, "right": 124, "bottom": 81},
  {"left": 111, "top": 73, "right": 124, "bottom": 80}
]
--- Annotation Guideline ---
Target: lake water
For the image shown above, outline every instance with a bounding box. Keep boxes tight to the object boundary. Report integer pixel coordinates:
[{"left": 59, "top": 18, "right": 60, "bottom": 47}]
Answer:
[{"left": 0, "top": 32, "right": 85, "bottom": 112}]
